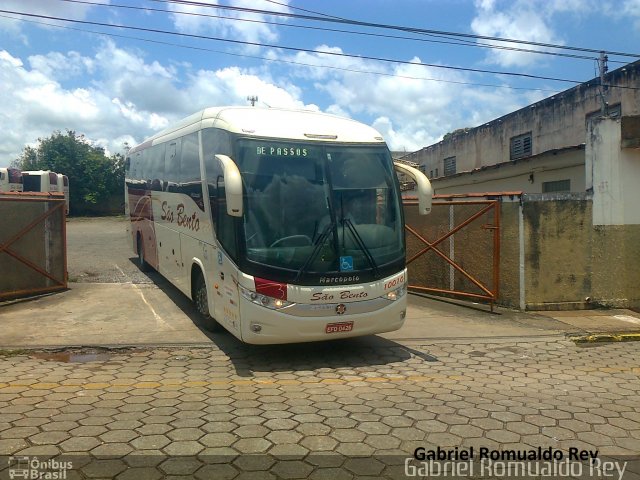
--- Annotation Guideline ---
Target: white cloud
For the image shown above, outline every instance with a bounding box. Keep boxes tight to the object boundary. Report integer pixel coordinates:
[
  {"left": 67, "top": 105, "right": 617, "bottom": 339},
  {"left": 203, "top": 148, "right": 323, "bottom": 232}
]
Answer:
[
  {"left": 470, "top": 0, "right": 640, "bottom": 67},
  {"left": 622, "top": 0, "right": 640, "bottom": 29},
  {"left": 272, "top": 46, "right": 545, "bottom": 151},
  {"left": 0, "top": 0, "right": 107, "bottom": 38},
  {"left": 470, "top": 0, "right": 568, "bottom": 68},
  {"left": 28, "top": 51, "right": 94, "bottom": 80},
  {"left": 168, "top": 0, "right": 291, "bottom": 50},
  {"left": 0, "top": 41, "right": 318, "bottom": 165}
]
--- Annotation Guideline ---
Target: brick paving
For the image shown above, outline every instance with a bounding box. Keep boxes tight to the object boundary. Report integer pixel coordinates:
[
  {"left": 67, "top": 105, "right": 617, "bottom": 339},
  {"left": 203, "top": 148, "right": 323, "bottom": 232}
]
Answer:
[{"left": 0, "top": 338, "right": 638, "bottom": 479}]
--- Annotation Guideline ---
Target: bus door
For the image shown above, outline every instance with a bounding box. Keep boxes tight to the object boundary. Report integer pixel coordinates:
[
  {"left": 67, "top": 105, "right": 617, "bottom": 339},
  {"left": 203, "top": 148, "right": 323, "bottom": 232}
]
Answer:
[{"left": 212, "top": 172, "right": 241, "bottom": 334}]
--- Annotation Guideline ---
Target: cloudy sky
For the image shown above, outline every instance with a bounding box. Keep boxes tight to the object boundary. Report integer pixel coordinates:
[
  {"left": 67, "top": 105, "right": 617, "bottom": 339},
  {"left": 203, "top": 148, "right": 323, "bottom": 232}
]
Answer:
[{"left": 1, "top": 0, "right": 640, "bottom": 165}]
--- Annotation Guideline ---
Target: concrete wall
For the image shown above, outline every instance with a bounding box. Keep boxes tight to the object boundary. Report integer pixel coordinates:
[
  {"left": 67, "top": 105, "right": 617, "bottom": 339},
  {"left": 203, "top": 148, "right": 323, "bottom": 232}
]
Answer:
[
  {"left": 0, "top": 193, "right": 67, "bottom": 300},
  {"left": 521, "top": 194, "right": 593, "bottom": 309},
  {"left": 404, "top": 192, "right": 640, "bottom": 310},
  {"left": 584, "top": 116, "right": 640, "bottom": 308}
]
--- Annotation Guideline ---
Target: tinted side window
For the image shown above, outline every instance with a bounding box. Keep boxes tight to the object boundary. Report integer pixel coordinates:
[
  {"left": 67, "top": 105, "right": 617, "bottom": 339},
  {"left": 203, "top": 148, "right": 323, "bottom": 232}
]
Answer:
[
  {"left": 216, "top": 176, "right": 238, "bottom": 260},
  {"left": 180, "top": 133, "right": 201, "bottom": 183},
  {"left": 23, "top": 174, "right": 40, "bottom": 192},
  {"left": 178, "top": 133, "right": 204, "bottom": 211},
  {"left": 204, "top": 153, "right": 224, "bottom": 230},
  {"left": 133, "top": 152, "right": 143, "bottom": 181},
  {"left": 149, "top": 144, "right": 166, "bottom": 191},
  {"left": 164, "top": 139, "right": 181, "bottom": 191},
  {"left": 202, "top": 128, "right": 232, "bottom": 158},
  {"left": 202, "top": 128, "right": 233, "bottom": 231}
]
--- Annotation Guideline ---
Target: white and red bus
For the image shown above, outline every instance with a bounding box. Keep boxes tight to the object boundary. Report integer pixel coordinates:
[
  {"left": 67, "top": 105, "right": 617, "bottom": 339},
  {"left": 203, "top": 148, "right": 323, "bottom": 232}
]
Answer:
[
  {"left": 21, "top": 170, "right": 69, "bottom": 214},
  {"left": 125, "top": 107, "right": 432, "bottom": 344},
  {"left": 0, "top": 167, "right": 23, "bottom": 192}
]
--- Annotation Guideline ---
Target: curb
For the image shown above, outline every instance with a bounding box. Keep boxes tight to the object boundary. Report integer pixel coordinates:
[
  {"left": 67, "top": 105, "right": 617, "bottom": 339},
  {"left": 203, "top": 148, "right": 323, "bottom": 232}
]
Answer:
[{"left": 568, "top": 332, "right": 640, "bottom": 343}]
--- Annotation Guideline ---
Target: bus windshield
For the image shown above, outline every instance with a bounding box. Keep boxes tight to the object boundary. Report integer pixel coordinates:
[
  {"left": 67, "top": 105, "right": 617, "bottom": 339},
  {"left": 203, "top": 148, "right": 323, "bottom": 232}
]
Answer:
[{"left": 234, "top": 139, "right": 404, "bottom": 282}]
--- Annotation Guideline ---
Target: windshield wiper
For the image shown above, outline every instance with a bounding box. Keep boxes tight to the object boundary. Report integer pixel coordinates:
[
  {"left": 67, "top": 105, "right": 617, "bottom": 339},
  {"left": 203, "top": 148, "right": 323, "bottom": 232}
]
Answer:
[
  {"left": 294, "top": 221, "right": 335, "bottom": 283},
  {"left": 342, "top": 218, "right": 380, "bottom": 278}
]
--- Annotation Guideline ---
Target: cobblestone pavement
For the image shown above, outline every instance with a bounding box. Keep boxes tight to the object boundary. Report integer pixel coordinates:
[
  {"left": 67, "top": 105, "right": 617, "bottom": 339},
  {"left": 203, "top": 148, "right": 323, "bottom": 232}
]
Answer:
[{"left": 0, "top": 337, "right": 638, "bottom": 479}]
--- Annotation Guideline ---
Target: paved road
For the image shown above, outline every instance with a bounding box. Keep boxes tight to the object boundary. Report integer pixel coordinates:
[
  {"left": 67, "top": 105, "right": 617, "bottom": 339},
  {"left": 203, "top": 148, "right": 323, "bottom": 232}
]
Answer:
[
  {"left": 6, "top": 219, "right": 634, "bottom": 479},
  {"left": 67, "top": 217, "right": 152, "bottom": 285},
  {"left": 0, "top": 338, "right": 638, "bottom": 479}
]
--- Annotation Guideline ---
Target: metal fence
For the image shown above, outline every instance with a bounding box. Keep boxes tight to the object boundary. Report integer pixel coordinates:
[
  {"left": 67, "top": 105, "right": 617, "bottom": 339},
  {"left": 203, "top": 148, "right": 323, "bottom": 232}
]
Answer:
[
  {"left": 0, "top": 192, "right": 67, "bottom": 300},
  {"left": 403, "top": 193, "right": 502, "bottom": 310}
]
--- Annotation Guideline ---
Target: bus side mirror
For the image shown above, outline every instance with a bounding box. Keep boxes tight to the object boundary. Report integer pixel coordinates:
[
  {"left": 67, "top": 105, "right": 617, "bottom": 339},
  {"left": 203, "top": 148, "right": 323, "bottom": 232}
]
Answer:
[
  {"left": 215, "top": 154, "right": 243, "bottom": 217},
  {"left": 393, "top": 162, "right": 433, "bottom": 215}
]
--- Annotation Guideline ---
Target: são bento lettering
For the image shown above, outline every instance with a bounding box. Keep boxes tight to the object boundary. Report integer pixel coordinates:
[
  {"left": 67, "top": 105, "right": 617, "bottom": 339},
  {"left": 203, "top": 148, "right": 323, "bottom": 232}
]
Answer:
[{"left": 161, "top": 201, "right": 200, "bottom": 232}]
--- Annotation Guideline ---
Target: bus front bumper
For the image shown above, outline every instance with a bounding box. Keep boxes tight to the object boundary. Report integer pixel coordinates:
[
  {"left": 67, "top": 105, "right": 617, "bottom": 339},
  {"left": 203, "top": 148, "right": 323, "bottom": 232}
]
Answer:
[{"left": 238, "top": 295, "right": 407, "bottom": 345}]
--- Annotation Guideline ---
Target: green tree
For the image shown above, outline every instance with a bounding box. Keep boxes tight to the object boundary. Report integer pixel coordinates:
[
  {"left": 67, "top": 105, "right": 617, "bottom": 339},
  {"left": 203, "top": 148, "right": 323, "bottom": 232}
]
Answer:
[{"left": 13, "top": 130, "right": 125, "bottom": 215}]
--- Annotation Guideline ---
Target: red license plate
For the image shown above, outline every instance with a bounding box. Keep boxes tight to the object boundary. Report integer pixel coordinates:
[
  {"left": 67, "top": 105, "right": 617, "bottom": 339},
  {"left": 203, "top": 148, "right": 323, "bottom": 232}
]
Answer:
[{"left": 325, "top": 321, "right": 354, "bottom": 334}]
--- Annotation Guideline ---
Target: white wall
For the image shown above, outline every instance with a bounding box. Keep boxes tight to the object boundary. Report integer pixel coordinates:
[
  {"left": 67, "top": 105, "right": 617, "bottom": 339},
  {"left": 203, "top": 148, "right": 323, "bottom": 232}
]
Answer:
[
  {"left": 426, "top": 150, "right": 585, "bottom": 195},
  {"left": 588, "top": 117, "right": 640, "bottom": 225}
]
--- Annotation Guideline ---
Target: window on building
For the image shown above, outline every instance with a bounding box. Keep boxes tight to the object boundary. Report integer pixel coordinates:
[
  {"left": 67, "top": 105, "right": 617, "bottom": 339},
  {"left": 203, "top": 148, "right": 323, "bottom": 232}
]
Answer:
[
  {"left": 435, "top": 168, "right": 438, "bottom": 177},
  {"left": 430, "top": 170, "right": 433, "bottom": 178},
  {"left": 542, "top": 179, "right": 571, "bottom": 193},
  {"left": 510, "top": 133, "right": 532, "bottom": 160},
  {"left": 418, "top": 165, "right": 426, "bottom": 175},
  {"left": 443, "top": 156, "right": 456, "bottom": 176}
]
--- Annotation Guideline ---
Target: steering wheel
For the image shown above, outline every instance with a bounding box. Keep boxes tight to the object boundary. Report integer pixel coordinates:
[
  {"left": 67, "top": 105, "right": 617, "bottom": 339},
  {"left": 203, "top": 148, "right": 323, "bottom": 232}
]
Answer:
[{"left": 270, "top": 235, "right": 312, "bottom": 248}]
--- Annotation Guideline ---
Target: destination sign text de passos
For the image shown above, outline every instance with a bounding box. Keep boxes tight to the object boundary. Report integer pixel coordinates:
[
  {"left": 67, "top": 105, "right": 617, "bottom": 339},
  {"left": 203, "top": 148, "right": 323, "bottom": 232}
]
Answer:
[{"left": 256, "top": 146, "right": 308, "bottom": 157}]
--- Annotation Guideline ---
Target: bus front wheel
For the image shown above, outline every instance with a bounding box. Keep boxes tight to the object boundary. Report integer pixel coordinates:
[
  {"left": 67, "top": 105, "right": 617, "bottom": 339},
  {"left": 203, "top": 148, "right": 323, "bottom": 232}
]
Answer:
[{"left": 194, "top": 272, "right": 223, "bottom": 333}]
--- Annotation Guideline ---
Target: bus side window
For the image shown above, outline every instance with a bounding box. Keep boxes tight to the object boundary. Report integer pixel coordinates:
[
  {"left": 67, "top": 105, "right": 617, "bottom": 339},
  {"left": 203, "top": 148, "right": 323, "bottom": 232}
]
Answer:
[
  {"left": 149, "top": 144, "right": 166, "bottom": 192},
  {"left": 140, "top": 150, "right": 150, "bottom": 189},
  {"left": 201, "top": 128, "right": 232, "bottom": 157},
  {"left": 179, "top": 133, "right": 204, "bottom": 210},
  {"left": 216, "top": 175, "right": 238, "bottom": 261},
  {"left": 203, "top": 155, "right": 219, "bottom": 230},
  {"left": 164, "top": 140, "right": 181, "bottom": 192},
  {"left": 130, "top": 152, "right": 141, "bottom": 181}
]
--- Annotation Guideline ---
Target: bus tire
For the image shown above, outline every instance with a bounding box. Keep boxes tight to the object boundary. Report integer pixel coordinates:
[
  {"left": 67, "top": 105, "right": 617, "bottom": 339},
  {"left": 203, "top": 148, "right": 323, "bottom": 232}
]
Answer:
[
  {"left": 137, "top": 234, "right": 150, "bottom": 272},
  {"left": 194, "top": 272, "right": 223, "bottom": 333}
]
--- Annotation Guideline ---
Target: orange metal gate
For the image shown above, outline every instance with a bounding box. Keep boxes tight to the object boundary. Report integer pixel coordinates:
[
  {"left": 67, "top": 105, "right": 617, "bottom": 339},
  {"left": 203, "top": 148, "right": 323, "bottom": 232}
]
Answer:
[
  {"left": 403, "top": 195, "right": 501, "bottom": 310},
  {"left": 0, "top": 193, "right": 67, "bottom": 300}
]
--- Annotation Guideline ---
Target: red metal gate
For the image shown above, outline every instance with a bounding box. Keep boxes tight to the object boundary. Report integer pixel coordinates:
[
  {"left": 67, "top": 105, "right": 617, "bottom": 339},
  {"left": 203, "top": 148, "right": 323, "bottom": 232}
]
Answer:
[
  {"left": 403, "top": 194, "right": 501, "bottom": 310},
  {"left": 0, "top": 192, "right": 67, "bottom": 300}
]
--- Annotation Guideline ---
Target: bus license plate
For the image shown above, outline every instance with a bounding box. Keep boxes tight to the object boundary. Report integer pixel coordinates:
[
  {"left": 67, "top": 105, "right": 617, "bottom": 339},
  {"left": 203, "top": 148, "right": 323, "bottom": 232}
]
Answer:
[{"left": 325, "top": 321, "right": 354, "bottom": 334}]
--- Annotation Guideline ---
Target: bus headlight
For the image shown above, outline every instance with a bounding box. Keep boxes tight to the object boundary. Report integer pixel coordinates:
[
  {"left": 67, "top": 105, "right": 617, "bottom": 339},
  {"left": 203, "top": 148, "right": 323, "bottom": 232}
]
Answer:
[
  {"left": 385, "top": 284, "right": 407, "bottom": 301},
  {"left": 239, "top": 285, "right": 294, "bottom": 310}
]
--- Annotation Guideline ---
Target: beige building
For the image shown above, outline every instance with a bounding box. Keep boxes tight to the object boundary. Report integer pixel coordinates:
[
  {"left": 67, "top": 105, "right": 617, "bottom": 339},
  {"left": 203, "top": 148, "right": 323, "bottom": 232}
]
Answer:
[{"left": 400, "top": 60, "right": 640, "bottom": 195}]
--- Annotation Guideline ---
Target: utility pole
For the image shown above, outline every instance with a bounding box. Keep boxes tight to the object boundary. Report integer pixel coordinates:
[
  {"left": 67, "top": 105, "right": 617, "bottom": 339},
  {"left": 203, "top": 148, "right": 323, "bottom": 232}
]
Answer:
[
  {"left": 247, "top": 95, "right": 258, "bottom": 107},
  {"left": 598, "top": 51, "right": 609, "bottom": 116}
]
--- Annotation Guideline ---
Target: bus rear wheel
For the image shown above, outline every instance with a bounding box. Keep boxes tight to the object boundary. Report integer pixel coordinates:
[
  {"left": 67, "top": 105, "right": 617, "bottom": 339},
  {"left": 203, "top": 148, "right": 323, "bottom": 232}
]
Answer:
[
  {"left": 137, "top": 235, "right": 150, "bottom": 272},
  {"left": 194, "top": 272, "right": 223, "bottom": 333}
]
